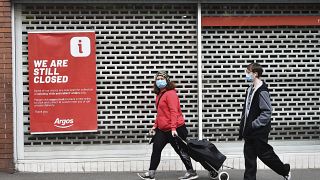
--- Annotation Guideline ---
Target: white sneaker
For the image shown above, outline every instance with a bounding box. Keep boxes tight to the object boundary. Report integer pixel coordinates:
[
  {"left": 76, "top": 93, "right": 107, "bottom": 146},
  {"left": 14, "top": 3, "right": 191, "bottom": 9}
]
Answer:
[
  {"left": 178, "top": 171, "right": 199, "bottom": 180},
  {"left": 137, "top": 171, "right": 155, "bottom": 180},
  {"left": 284, "top": 171, "right": 291, "bottom": 180},
  {"left": 284, "top": 163, "right": 291, "bottom": 180}
]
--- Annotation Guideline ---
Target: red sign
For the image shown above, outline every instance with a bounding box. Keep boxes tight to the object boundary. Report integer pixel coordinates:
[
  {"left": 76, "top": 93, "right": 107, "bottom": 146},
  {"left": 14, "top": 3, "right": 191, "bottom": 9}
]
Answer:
[
  {"left": 28, "top": 31, "right": 97, "bottom": 134},
  {"left": 202, "top": 16, "right": 320, "bottom": 27}
]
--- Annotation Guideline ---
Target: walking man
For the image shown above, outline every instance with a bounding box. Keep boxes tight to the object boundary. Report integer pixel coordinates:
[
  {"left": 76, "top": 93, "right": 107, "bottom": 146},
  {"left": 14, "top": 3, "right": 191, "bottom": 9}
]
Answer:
[{"left": 239, "top": 63, "right": 291, "bottom": 180}]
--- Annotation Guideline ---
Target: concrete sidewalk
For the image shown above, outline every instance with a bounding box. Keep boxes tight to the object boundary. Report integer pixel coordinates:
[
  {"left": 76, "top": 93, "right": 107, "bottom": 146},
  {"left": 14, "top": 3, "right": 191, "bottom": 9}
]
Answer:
[{"left": 1, "top": 169, "right": 320, "bottom": 180}]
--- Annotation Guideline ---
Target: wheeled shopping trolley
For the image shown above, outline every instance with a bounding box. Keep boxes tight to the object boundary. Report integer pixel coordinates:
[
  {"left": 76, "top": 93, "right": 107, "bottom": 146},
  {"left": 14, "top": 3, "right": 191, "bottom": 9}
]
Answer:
[{"left": 176, "top": 136, "right": 230, "bottom": 180}]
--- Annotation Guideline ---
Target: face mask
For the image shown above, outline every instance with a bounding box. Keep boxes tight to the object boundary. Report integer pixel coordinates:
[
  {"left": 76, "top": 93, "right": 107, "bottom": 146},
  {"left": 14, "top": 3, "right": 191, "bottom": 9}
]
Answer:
[
  {"left": 156, "top": 80, "right": 167, "bottom": 89},
  {"left": 245, "top": 73, "right": 254, "bottom": 82}
]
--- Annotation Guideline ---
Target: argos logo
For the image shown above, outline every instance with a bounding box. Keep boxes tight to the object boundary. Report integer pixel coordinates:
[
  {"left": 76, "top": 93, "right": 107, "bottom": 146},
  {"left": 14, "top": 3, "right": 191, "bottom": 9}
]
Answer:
[{"left": 54, "top": 118, "right": 74, "bottom": 128}]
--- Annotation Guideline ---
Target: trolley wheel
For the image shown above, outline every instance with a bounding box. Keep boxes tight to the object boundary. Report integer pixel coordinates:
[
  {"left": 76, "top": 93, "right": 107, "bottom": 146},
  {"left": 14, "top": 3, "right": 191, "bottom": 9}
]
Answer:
[
  {"left": 208, "top": 170, "right": 218, "bottom": 179},
  {"left": 218, "top": 171, "right": 229, "bottom": 180}
]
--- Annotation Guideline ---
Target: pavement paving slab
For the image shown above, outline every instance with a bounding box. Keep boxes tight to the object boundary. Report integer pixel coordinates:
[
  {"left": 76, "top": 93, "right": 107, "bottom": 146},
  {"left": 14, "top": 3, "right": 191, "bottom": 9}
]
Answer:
[{"left": 1, "top": 169, "right": 320, "bottom": 180}]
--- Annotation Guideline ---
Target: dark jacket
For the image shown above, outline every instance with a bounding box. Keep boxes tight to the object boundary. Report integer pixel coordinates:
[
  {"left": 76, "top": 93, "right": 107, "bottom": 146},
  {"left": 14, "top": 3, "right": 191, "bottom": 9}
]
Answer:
[{"left": 239, "top": 81, "right": 272, "bottom": 140}]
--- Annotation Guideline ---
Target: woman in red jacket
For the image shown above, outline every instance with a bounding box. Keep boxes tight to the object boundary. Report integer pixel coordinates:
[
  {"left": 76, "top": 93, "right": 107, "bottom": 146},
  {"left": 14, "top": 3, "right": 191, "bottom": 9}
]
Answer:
[{"left": 138, "top": 71, "right": 198, "bottom": 180}]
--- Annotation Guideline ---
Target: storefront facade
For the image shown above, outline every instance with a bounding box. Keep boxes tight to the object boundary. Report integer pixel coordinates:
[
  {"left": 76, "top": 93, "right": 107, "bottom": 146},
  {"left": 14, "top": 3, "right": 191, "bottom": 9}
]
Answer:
[{"left": 0, "top": 0, "right": 319, "bottom": 172}]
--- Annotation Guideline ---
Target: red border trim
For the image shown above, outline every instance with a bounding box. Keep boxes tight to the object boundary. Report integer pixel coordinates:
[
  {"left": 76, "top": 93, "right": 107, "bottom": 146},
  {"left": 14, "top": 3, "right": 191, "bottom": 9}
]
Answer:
[{"left": 202, "top": 16, "right": 320, "bottom": 27}]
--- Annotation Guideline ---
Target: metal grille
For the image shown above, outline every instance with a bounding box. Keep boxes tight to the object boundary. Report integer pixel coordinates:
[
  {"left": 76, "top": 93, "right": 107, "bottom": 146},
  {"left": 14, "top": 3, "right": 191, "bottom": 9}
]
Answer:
[
  {"left": 202, "top": 4, "right": 320, "bottom": 141},
  {"left": 21, "top": 4, "right": 198, "bottom": 145},
  {"left": 20, "top": 3, "right": 320, "bottom": 146}
]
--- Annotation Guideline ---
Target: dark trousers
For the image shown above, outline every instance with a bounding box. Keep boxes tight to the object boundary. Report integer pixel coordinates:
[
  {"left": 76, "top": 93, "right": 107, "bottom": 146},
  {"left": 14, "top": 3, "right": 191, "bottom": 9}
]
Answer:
[
  {"left": 243, "top": 137, "right": 289, "bottom": 180},
  {"left": 149, "top": 124, "right": 193, "bottom": 171}
]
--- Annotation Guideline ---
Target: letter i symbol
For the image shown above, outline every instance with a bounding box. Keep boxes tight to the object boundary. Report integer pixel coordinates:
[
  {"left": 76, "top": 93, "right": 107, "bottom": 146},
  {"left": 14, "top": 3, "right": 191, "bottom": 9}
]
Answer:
[
  {"left": 78, "top": 40, "right": 83, "bottom": 54},
  {"left": 71, "top": 37, "right": 90, "bottom": 57}
]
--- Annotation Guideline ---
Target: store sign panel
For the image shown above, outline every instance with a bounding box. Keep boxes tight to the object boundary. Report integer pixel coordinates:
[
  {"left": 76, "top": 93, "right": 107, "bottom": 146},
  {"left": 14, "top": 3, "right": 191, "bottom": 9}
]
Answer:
[
  {"left": 202, "top": 16, "right": 320, "bottom": 27},
  {"left": 28, "top": 31, "right": 97, "bottom": 134}
]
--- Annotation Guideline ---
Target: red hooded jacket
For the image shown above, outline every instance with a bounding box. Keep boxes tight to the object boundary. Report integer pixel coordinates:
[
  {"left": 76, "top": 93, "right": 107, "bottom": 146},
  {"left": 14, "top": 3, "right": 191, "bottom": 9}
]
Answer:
[{"left": 153, "top": 89, "right": 185, "bottom": 131}]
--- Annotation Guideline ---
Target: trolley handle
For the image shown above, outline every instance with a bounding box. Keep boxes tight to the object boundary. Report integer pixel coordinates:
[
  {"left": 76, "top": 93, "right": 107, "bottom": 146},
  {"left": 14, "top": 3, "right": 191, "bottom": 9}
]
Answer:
[{"left": 175, "top": 135, "right": 187, "bottom": 145}]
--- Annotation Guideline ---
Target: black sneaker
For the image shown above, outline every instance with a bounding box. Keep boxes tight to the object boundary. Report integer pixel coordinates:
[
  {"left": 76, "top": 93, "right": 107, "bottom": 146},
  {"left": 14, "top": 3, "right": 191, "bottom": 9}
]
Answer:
[
  {"left": 137, "top": 171, "right": 155, "bottom": 180},
  {"left": 178, "top": 171, "right": 198, "bottom": 180}
]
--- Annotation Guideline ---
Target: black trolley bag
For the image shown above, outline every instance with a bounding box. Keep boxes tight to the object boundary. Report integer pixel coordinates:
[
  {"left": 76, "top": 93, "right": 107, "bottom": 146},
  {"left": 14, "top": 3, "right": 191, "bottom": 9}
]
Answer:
[{"left": 176, "top": 136, "right": 230, "bottom": 180}]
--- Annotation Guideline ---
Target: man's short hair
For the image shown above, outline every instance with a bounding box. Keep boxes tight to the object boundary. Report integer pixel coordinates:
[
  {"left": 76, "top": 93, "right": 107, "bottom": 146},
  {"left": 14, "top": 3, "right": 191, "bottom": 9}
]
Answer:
[{"left": 247, "top": 63, "right": 263, "bottom": 78}]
